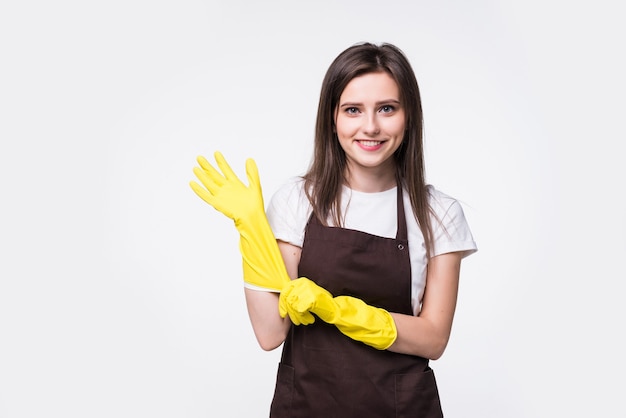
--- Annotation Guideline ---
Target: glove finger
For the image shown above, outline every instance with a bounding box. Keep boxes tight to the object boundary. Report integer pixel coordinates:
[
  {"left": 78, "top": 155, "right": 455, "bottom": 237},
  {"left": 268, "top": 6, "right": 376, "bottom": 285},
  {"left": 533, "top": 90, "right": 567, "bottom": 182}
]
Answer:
[
  {"left": 280, "top": 289, "right": 316, "bottom": 325},
  {"left": 280, "top": 284, "right": 314, "bottom": 325},
  {"left": 189, "top": 180, "right": 232, "bottom": 217},
  {"left": 197, "top": 155, "right": 226, "bottom": 187},
  {"left": 288, "top": 293, "right": 313, "bottom": 315},
  {"left": 189, "top": 180, "right": 214, "bottom": 204},
  {"left": 287, "top": 310, "right": 302, "bottom": 326},
  {"left": 278, "top": 282, "right": 296, "bottom": 317},
  {"left": 278, "top": 293, "right": 289, "bottom": 319},
  {"left": 192, "top": 166, "right": 222, "bottom": 196},
  {"left": 214, "top": 151, "right": 246, "bottom": 187},
  {"left": 192, "top": 168, "right": 234, "bottom": 218},
  {"left": 299, "top": 311, "right": 315, "bottom": 325},
  {"left": 286, "top": 307, "right": 315, "bottom": 326},
  {"left": 245, "top": 158, "right": 262, "bottom": 194},
  {"left": 287, "top": 279, "right": 317, "bottom": 313}
]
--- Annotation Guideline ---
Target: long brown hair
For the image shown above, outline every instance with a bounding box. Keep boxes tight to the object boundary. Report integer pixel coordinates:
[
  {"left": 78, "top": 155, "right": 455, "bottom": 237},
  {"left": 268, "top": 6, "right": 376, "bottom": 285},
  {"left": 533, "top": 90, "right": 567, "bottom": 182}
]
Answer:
[{"left": 303, "top": 42, "right": 435, "bottom": 256}]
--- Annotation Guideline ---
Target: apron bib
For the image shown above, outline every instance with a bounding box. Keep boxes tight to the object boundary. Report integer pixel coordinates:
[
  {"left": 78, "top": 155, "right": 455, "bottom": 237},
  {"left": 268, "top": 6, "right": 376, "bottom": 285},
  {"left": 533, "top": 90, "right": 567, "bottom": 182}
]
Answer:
[{"left": 270, "top": 187, "right": 443, "bottom": 417}]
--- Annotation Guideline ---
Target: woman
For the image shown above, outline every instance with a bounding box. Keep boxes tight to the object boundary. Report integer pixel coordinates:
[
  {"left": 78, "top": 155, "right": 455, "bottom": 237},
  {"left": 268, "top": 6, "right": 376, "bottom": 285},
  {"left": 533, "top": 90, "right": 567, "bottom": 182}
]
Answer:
[{"left": 192, "top": 42, "right": 476, "bottom": 417}]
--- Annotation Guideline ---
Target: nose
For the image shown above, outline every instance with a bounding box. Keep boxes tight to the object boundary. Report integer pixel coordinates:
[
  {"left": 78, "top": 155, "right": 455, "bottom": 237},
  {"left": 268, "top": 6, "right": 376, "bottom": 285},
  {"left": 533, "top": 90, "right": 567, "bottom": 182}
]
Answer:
[{"left": 363, "top": 113, "right": 380, "bottom": 136}]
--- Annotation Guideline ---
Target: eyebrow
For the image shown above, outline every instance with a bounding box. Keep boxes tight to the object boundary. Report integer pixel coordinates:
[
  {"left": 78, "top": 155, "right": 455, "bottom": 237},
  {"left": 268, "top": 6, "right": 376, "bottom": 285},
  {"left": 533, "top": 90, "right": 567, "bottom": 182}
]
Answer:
[{"left": 339, "top": 99, "right": 401, "bottom": 107}]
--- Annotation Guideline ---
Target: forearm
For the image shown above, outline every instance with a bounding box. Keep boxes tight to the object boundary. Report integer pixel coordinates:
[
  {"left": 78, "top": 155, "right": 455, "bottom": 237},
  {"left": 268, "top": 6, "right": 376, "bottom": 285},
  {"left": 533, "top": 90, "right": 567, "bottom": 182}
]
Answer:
[
  {"left": 387, "top": 313, "right": 452, "bottom": 360},
  {"left": 243, "top": 240, "right": 300, "bottom": 350},
  {"left": 387, "top": 252, "right": 462, "bottom": 359},
  {"left": 190, "top": 154, "right": 294, "bottom": 349},
  {"left": 244, "top": 287, "right": 291, "bottom": 351}
]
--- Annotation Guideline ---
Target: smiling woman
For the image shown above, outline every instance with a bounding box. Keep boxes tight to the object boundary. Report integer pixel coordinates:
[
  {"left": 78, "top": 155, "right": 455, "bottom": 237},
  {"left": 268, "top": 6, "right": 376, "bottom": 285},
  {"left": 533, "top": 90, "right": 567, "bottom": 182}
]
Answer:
[
  {"left": 191, "top": 42, "right": 477, "bottom": 417},
  {"left": 335, "top": 71, "right": 406, "bottom": 192}
]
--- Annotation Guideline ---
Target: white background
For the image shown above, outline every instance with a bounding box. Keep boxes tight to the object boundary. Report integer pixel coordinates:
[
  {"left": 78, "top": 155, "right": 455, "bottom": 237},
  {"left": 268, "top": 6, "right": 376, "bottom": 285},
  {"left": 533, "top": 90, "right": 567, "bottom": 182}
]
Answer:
[{"left": 1, "top": 1, "right": 624, "bottom": 417}]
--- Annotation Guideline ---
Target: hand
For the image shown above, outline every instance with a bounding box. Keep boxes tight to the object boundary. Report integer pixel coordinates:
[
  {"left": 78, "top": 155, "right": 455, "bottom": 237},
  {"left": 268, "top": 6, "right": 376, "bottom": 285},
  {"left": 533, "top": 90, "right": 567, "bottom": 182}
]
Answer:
[
  {"left": 190, "top": 151, "right": 264, "bottom": 227},
  {"left": 190, "top": 152, "right": 291, "bottom": 292},
  {"left": 279, "top": 277, "right": 327, "bottom": 325},
  {"left": 279, "top": 277, "right": 397, "bottom": 350}
]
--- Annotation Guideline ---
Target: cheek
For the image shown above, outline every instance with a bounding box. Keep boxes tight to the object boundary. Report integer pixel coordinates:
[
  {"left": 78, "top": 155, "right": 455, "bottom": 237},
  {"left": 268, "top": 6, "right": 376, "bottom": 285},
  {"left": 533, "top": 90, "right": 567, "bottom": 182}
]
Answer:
[
  {"left": 383, "top": 118, "right": 406, "bottom": 136},
  {"left": 335, "top": 117, "right": 358, "bottom": 137}
]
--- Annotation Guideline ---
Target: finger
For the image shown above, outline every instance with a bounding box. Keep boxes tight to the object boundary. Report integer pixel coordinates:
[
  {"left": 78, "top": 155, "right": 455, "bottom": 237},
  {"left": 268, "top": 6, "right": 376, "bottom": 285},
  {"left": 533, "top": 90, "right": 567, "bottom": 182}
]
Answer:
[
  {"left": 197, "top": 155, "right": 226, "bottom": 187},
  {"left": 287, "top": 310, "right": 303, "bottom": 326},
  {"left": 278, "top": 304, "right": 288, "bottom": 319},
  {"left": 190, "top": 180, "right": 230, "bottom": 215},
  {"left": 300, "top": 311, "right": 316, "bottom": 325},
  {"left": 287, "top": 307, "right": 316, "bottom": 326},
  {"left": 193, "top": 166, "right": 221, "bottom": 196},
  {"left": 288, "top": 308, "right": 315, "bottom": 326},
  {"left": 278, "top": 294, "right": 289, "bottom": 319},
  {"left": 278, "top": 284, "right": 294, "bottom": 318},
  {"left": 287, "top": 291, "right": 314, "bottom": 314},
  {"left": 214, "top": 151, "right": 246, "bottom": 186},
  {"left": 189, "top": 180, "right": 215, "bottom": 206},
  {"left": 281, "top": 285, "right": 304, "bottom": 326},
  {"left": 245, "top": 158, "right": 261, "bottom": 192}
]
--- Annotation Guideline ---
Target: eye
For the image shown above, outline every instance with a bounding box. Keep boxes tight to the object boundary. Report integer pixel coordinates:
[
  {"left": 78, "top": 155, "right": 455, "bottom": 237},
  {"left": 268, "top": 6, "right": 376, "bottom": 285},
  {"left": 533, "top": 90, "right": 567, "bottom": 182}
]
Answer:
[
  {"left": 345, "top": 107, "right": 360, "bottom": 115},
  {"left": 379, "top": 105, "right": 395, "bottom": 113}
]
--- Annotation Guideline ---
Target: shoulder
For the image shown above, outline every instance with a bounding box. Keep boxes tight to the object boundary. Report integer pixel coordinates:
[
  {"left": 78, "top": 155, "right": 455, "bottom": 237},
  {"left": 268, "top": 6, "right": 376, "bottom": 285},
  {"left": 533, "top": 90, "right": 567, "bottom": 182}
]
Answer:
[
  {"left": 269, "top": 176, "right": 309, "bottom": 208},
  {"left": 424, "top": 185, "right": 478, "bottom": 257},
  {"left": 426, "top": 185, "right": 459, "bottom": 214},
  {"left": 266, "top": 177, "right": 311, "bottom": 247},
  {"left": 425, "top": 185, "right": 472, "bottom": 225}
]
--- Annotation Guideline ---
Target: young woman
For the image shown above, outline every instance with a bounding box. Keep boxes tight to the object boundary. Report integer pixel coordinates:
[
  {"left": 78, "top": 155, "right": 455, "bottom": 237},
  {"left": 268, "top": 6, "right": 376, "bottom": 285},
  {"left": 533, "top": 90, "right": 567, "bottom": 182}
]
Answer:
[{"left": 192, "top": 42, "right": 477, "bottom": 417}]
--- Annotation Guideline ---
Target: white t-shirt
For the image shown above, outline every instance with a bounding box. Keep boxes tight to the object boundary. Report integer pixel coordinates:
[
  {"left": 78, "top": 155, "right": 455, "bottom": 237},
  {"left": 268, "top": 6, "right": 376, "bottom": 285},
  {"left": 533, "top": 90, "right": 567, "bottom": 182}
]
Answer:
[{"left": 266, "top": 177, "right": 477, "bottom": 315}]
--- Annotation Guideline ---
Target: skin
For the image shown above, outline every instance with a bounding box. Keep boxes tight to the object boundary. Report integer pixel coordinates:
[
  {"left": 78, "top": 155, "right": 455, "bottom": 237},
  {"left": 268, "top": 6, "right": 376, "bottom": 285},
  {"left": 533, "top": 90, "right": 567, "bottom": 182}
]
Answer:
[
  {"left": 334, "top": 71, "right": 406, "bottom": 192},
  {"left": 244, "top": 72, "right": 463, "bottom": 360}
]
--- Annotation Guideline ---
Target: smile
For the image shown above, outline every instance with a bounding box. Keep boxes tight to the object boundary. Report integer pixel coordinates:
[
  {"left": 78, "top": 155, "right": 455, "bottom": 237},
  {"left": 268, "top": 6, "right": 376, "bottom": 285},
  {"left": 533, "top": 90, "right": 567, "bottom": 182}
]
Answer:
[{"left": 357, "top": 140, "right": 383, "bottom": 147}]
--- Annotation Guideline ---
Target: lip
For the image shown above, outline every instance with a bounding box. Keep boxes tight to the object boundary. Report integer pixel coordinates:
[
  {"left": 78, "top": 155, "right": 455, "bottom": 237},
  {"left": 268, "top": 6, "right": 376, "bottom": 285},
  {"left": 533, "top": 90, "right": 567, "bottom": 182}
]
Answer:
[{"left": 356, "top": 139, "right": 385, "bottom": 151}]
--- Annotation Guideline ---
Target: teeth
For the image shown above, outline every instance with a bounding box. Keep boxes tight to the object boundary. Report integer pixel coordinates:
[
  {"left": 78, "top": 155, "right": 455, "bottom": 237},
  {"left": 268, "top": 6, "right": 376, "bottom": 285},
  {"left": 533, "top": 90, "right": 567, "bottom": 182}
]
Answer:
[{"left": 360, "top": 140, "right": 382, "bottom": 146}]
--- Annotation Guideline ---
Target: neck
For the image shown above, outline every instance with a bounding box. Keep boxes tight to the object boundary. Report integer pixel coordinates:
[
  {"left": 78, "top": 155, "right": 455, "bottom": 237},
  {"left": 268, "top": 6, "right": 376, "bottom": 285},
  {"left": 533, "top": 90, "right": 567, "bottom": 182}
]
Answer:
[{"left": 344, "top": 165, "right": 397, "bottom": 193}]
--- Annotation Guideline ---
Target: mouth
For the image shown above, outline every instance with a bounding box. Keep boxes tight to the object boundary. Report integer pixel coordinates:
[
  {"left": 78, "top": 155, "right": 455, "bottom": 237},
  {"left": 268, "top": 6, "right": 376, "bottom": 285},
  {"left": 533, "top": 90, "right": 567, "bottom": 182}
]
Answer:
[{"left": 356, "top": 139, "right": 383, "bottom": 148}]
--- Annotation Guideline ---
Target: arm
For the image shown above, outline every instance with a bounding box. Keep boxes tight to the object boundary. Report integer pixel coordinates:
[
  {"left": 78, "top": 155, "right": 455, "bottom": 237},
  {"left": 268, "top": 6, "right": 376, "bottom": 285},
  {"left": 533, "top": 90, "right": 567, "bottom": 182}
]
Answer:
[
  {"left": 278, "top": 251, "right": 464, "bottom": 355},
  {"left": 387, "top": 251, "right": 463, "bottom": 360},
  {"left": 190, "top": 152, "right": 291, "bottom": 292},
  {"left": 244, "top": 240, "right": 301, "bottom": 351},
  {"left": 189, "top": 153, "right": 298, "bottom": 350}
]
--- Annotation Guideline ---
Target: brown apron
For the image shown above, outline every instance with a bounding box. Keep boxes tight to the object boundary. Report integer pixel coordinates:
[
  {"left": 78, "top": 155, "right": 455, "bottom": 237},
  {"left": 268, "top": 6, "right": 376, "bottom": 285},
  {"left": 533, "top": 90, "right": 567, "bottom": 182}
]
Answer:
[{"left": 270, "top": 187, "right": 443, "bottom": 417}]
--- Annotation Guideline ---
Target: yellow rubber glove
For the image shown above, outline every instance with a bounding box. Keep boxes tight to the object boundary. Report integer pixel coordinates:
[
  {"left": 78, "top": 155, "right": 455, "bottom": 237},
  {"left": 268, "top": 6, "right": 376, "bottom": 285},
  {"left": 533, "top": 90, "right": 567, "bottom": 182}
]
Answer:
[
  {"left": 279, "top": 278, "right": 398, "bottom": 350},
  {"left": 190, "top": 151, "right": 290, "bottom": 292}
]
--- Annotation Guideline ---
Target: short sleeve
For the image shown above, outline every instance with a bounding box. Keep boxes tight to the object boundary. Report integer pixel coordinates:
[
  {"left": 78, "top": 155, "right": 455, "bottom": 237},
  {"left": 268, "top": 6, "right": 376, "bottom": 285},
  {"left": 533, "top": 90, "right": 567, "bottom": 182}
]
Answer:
[
  {"left": 429, "top": 189, "right": 477, "bottom": 258},
  {"left": 266, "top": 177, "right": 312, "bottom": 248}
]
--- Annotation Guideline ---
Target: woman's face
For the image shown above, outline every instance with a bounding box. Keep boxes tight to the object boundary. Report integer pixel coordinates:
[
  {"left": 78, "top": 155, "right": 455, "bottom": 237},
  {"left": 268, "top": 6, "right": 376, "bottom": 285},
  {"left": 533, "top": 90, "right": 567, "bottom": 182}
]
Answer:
[{"left": 334, "top": 71, "right": 405, "bottom": 181}]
